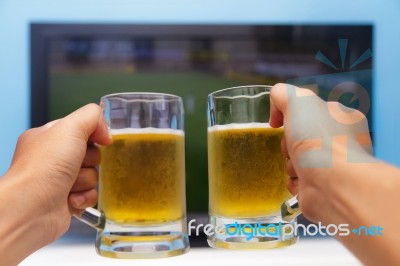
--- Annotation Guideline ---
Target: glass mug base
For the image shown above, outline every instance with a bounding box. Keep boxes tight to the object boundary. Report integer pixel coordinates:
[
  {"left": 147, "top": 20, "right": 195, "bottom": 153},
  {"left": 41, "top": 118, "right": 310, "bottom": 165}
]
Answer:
[
  {"left": 96, "top": 219, "right": 189, "bottom": 259},
  {"left": 207, "top": 215, "right": 298, "bottom": 250}
]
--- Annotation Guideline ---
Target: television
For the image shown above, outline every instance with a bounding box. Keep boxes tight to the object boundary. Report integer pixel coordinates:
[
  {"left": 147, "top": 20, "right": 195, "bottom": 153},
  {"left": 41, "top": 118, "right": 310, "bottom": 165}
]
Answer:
[{"left": 30, "top": 23, "right": 373, "bottom": 244}]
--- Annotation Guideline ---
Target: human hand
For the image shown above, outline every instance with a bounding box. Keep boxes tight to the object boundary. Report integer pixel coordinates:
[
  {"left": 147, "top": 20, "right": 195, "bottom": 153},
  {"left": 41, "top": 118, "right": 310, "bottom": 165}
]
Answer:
[
  {"left": 269, "top": 83, "right": 374, "bottom": 223},
  {"left": 4, "top": 104, "right": 112, "bottom": 246}
]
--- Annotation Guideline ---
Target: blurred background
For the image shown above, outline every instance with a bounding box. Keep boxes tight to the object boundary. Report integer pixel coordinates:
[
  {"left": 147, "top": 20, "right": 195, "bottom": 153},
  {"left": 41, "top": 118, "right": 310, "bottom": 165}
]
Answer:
[
  {"left": 31, "top": 24, "right": 373, "bottom": 216},
  {"left": 0, "top": 0, "right": 399, "bottom": 253}
]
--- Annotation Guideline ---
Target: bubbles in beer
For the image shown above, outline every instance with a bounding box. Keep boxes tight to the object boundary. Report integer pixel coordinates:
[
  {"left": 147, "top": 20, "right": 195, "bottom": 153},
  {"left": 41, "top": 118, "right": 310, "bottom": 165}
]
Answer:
[
  {"left": 99, "top": 128, "right": 185, "bottom": 224},
  {"left": 208, "top": 123, "right": 289, "bottom": 217}
]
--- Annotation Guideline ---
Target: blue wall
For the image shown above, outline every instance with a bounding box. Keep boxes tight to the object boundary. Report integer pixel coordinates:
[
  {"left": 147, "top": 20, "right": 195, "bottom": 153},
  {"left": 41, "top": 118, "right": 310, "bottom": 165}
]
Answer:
[{"left": 0, "top": 0, "right": 399, "bottom": 174}]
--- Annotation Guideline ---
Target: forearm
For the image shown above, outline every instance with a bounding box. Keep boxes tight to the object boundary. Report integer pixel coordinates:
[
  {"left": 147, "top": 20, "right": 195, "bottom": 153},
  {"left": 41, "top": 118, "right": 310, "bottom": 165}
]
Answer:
[
  {"left": 326, "top": 159, "right": 400, "bottom": 265},
  {"left": 0, "top": 173, "right": 49, "bottom": 266}
]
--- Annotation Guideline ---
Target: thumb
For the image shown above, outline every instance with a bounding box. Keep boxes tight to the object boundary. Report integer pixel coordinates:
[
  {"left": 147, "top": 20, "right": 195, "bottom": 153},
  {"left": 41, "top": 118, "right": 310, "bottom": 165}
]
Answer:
[
  {"left": 56, "top": 104, "right": 112, "bottom": 145},
  {"left": 269, "top": 83, "right": 291, "bottom": 128},
  {"left": 269, "top": 83, "right": 317, "bottom": 128}
]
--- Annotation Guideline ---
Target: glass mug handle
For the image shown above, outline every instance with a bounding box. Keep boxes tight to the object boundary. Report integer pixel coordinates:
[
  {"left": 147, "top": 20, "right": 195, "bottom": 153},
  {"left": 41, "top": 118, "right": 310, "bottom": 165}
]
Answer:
[
  {"left": 74, "top": 208, "right": 106, "bottom": 230},
  {"left": 281, "top": 195, "right": 301, "bottom": 222}
]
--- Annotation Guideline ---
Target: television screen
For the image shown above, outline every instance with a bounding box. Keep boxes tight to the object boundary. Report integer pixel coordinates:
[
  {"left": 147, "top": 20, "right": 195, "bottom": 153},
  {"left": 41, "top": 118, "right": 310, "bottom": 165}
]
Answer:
[{"left": 31, "top": 24, "right": 373, "bottom": 241}]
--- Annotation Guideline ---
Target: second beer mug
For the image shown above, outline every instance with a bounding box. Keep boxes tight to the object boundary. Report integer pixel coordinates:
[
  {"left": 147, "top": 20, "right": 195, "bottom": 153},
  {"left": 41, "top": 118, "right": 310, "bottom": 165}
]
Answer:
[
  {"left": 207, "top": 85, "right": 298, "bottom": 249},
  {"left": 76, "top": 93, "right": 189, "bottom": 258}
]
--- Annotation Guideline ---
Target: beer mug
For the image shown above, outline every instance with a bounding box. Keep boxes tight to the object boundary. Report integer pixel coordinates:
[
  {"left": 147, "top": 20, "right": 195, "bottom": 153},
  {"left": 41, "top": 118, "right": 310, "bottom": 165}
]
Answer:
[
  {"left": 207, "top": 85, "right": 298, "bottom": 249},
  {"left": 75, "top": 92, "right": 189, "bottom": 258}
]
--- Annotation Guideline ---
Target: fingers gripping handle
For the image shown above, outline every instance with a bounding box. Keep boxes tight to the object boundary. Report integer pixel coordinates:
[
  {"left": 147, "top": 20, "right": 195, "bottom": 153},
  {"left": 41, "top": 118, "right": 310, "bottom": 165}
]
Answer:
[
  {"left": 281, "top": 195, "right": 301, "bottom": 222},
  {"left": 74, "top": 207, "right": 106, "bottom": 230}
]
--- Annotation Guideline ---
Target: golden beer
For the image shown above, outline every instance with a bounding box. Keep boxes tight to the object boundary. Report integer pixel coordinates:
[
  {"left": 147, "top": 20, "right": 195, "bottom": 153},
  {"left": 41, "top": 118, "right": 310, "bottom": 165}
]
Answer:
[
  {"left": 99, "top": 129, "right": 185, "bottom": 224},
  {"left": 208, "top": 123, "right": 290, "bottom": 218}
]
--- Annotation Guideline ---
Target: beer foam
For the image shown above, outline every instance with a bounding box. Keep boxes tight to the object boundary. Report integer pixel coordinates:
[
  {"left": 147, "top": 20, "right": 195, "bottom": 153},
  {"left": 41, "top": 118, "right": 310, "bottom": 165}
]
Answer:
[
  {"left": 208, "top": 122, "right": 277, "bottom": 132},
  {"left": 109, "top": 127, "right": 184, "bottom": 136}
]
